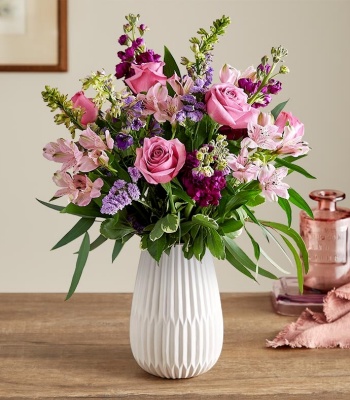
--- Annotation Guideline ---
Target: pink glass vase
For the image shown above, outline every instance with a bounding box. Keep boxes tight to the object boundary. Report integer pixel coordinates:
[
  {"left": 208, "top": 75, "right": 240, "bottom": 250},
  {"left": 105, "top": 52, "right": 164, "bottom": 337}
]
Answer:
[{"left": 300, "top": 190, "right": 350, "bottom": 292}]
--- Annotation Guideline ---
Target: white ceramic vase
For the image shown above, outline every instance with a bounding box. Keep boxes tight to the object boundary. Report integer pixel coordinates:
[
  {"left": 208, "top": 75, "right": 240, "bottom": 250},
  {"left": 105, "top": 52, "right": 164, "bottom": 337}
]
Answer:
[{"left": 130, "top": 245, "right": 223, "bottom": 379}]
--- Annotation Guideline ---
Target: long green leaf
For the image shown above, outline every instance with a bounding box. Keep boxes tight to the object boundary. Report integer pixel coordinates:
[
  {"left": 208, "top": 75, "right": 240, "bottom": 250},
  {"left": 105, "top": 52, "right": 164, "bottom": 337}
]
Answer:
[
  {"left": 223, "top": 237, "right": 277, "bottom": 279},
  {"left": 112, "top": 240, "right": 124, "bottom": 263},
  {"left": 225, "top": 247, "right": 256, "bottom": 281},
  {"left": 90, "top": 235, "right": 108, "bottom": 251},
  {"left": 280, "top": 235, "right": 304, "bottom": 293},
  {"left": 163, "top": 46, "right": 181, "bottom": 78},
  {"left": 36, "top": 198, "right": 64, "bottom": 212},
  {"left": 51, "top": 218, "right": 95, "bottom": 250},
  {"left": 65, "top": 233, "right": 90, "bottom": 300},
  {"left": 288, "top": 188, "right": 314, "bottom": 219},
  {"left": 271, "top": 99, "right": 289, "bottom": 120},
  {"left": 275, "top": 157, "right": 316, "bottom": 179},
  {"left": 278, "top": 197, "right": 292, "bottom": 227},
  {"left": 260, "top": 220, "right": 309, "bottom": 274},
  {"left": 61, "top": 202, "right": 102, "bottom": 218}
]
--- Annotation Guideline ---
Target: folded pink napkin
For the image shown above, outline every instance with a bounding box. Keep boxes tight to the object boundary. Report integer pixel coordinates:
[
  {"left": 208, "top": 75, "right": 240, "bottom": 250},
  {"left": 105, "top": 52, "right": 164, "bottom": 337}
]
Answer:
[{"left": 267, "top": 282, "right": 350, "bottom": 348}]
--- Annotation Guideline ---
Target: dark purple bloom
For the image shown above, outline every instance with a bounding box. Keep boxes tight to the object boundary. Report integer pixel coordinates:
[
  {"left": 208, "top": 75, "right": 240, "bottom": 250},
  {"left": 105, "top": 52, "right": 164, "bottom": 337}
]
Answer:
[
  {"left": 218, "top": 125, "right": 248, "bottom": 140},
  {"left": 124, "top": 47, "right": 135, "bottom": 60},
  {"left": 238, "top": 78, "right": 260, "bottom": 95},
  {"left": 127, "top": 214, "right": 145, "bottom": 234},
  {"left": 257, "top": 63, "right": 271, "bottom": 74},
  {"left": 252, "top": 94, "right": 272, "bottom": 108},
  {"left": 115, "top": 133, "right": 134, "bottom": 150},
  {"left": 130, "top": 118, "right": 144, "bottom": 131},
  {"left": 117, "top": 51, "right": 126, "bottom": 61},
  {"left": 132, "top": 38, "right": 144, "bottom": 48},
  {"left": 267, "top": 79, "right": 282, "bottom": 94},
  {"left": 148, "top": 119, "right": 163, "bottom": 136},
  {"left": 139, "top": 24, "right": 147, "bottom": 32},
  {"left": 135, "top": 49, "right": 161, "bottom": 64},
  {"left": 115, "top": 62, "right": 131, "bottom": 79},
  {"left": 118, "top": 34, "right": 128, "bottom": 45}
]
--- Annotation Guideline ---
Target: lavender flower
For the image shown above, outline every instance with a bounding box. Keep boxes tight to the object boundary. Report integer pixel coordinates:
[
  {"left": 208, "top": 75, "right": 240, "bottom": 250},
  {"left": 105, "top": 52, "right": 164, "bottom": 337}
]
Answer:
[
  {"left": 115, "top": 133, "right": 134, "bottom": 150},
  {"left": 127, "top": 183, "right": 141, "bottom": 200},
  {"left": 101, "top": 179, "right": 140, "bottom": 215}
]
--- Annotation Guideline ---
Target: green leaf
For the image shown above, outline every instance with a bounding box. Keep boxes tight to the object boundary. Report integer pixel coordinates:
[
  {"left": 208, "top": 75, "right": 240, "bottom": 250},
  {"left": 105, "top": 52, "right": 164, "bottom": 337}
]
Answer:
[
  {"left": 74, "top": 234, "right": 107, "bottom": 254},
  {"left": 100, "top": 216, "right": 134, "bottom": 240},
  {"left": 260, "top": 220, "right": 309, "bottom": 275},
  {"left": 172, "top": 187, "right": 195, "bottom": 205},
  {"left": 193, "top": 229, "right": 205, "bottom": 261},
  {"left": 271, "top": 99, "right": 289, "bottom": 120},
  {"left": 223, "top": 237, "right": 277, "bottom": 279},
  {"left": 225, "top": 247, "right": 256, "bottom": 281},
  {"left": 61, "top": 202, "right": 102, "bottom": 218},
  {"left": 280, "top": 235, "right": 304, "bottom": 293},
  {"left": 288, "top": 188, "right": 314, "bottom": 219},
  {"left": 275, "top": 157, "right": 316, "bottom": 179},
  {"left": 112, "top": 240, "right": 124, "bottom": 263},
  {"left": 149, "top": 219, "right": 165, "bottom": 241},
  {"left": 36, "top": 198, "right": 64, "bottom": 212},
  {"left": 65, "top": 233, "right": 90, "bottom": 300},
  {"left": 220, "top": 219, "right": 243, "bottom": 234},
  {"left": 207, "top": 228, "right": 225, "bottom": 260},
  {"left": 246, "top": 195, "right": 265, "bottom": 207},
  {"left": 163, "top": 46, "right": 181, "bottom": 78},
  {"left": 245, "top": 228, "right": 261, "bottom": 262},
  {"left": 147, "top": 235, "right": 167, "bottom": 262},
  {"left": 51, "top": 218, "right": 95, "bottom": 250},
  {"left": 225, "top": 190, "right": 261, "bottom": 213},
  {"left": 161, "top": 214, "right": 179, "bottom": 233},
  {"left": 278, "top": 197, "right": 292, "bottom": 227},
  {"left": 192, "top": 214, "right": 219, "bottom": 230}
]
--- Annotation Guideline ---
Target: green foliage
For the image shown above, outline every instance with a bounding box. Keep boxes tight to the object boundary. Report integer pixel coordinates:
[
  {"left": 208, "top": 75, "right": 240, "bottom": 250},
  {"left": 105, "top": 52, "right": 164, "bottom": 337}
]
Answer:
[
  {"left": 271, "top": 100, "right": 289, "bottom": 120},
  {"left": 51, "top": 218, "right": 95, "bottom": 251}
]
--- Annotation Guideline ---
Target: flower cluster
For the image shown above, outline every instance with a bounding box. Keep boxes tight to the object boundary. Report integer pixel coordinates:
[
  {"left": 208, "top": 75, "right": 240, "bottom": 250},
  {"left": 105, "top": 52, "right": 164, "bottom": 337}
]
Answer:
[{"left": 40, "top": 13, "right": 313, "bottom": 299}]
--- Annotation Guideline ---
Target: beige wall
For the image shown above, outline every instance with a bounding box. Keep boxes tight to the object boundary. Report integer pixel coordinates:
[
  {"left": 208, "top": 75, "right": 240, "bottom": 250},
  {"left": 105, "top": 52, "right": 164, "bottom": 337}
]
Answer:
[{"left": 1, "top": 0, "right": 349, "bottom": 293}]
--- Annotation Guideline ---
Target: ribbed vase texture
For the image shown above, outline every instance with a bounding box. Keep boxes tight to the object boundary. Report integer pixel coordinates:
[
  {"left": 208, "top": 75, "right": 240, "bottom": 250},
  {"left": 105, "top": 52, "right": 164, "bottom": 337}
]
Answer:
[{"left": 130, "top": 245, "right": 223, "bottom": 379}]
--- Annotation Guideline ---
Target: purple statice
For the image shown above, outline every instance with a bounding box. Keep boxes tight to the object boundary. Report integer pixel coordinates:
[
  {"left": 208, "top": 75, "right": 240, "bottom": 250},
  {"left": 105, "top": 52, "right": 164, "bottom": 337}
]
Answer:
[
  {"left": 176, "top": 94, "right": 206, "bottom": 123},
  {"left": 101, "top": 179, "right": 140, "bottom": 216},
  {"left": 179, "top": 151, "right": 228, "bottom": 207},
  {"left": 115, "top": 133, "right": 134, "bottom": 150},
  {"left": 127, "top": 183, "right": 141, "bottom": 200},
  {"left": 128, "top": 167, "right": 141, "bottom": 183}
]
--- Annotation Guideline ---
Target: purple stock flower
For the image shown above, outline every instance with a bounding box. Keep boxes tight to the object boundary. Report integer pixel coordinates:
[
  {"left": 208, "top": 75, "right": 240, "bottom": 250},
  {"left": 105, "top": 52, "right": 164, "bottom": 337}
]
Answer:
[
  {"left": 252, "top": 94, "right": 272, "bottom": 108},
  {"left": 115, "top": 133, "right": 134, "bottom": 150},
  {"left": 179, "top": 151, "right": 227, "bottom": 207},
  {"left": 238, "top": 78, "right": 260, "bottom": 95},
  {"left": 135, "top": 49, "right": 161, "bottom": 63},
  {"left": 139, "top": 24, "right": 147, "bottom": 32},
  {"left": 257, "top": 63, "right": 271, "bottom": 74},
  {"left": 115, "top": 62, "right": 132, "bottom": 79},
  {"left": 124, "top": 47, "right": 135, "bottom": 59},
  {"left": 268, "top": 79, "right": 282, "bottom": 94},
  {"left": 118, "top": 34, "right": 128, "bottom": 45},
  {"left": 132, "top": 38, "right": 144, "bottom": 48}
]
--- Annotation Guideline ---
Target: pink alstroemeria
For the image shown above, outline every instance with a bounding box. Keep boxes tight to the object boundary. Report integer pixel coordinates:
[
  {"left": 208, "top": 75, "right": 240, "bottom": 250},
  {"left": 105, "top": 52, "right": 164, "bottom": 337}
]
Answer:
[
  {"left": 79, "top": 126, "right": 113, "bottom": 151},
  {"left": 138, "top": 82, "right": 168, "bottom": 115},
  {"left": 241, "top": 122, "right": 281, "bottom": 151},
  {"left": 167, "top": 73, "right": 194, "bottom": 95},
  {"left": 219, "top": 64, "right": 256, "bottom": 85},
  {"left": 276, "top": 125, "right": 310, "bottom": 157},
  {"left": 53, "top": 171, "right": 103, "bottom": 206},
  {"left": 154, "top": 96, "right": 183, "bottom": 124},
  {"left": 77, "top": 150, "right": 109, "bottom": 173},
  {"left": 227, "top": 147, "right": 261, "bottom": 183},
  {"left": 258, "top": 164, "right": 289, "bottom": 201},
  {"left": 43, "top": 139, "right": 83, "bottom": 172}
]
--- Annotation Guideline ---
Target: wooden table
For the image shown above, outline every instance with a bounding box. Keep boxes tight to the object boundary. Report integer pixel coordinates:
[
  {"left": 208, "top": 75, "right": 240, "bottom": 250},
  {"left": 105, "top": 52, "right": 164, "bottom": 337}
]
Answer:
[{"left": 1, "top": 293, "right": 349, "bottom": 399}]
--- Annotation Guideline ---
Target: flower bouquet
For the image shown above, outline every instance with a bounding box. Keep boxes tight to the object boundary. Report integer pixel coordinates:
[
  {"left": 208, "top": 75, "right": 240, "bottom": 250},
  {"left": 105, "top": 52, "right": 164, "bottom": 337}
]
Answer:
[{"left": 40, "top": 13, "right": 313, "bottom": 301}]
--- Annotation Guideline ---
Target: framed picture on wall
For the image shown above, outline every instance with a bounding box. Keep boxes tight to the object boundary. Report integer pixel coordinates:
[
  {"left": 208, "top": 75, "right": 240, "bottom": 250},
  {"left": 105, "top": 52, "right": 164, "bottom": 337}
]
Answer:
[{"left": 0, "top": 0, "right": 67, "bottom": 72}]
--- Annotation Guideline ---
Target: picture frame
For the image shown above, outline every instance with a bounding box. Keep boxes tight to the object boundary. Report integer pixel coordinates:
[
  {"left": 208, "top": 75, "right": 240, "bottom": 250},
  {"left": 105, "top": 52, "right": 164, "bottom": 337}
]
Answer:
[{"left": 0, "top": 0, "right": 67, "bottom": 72}]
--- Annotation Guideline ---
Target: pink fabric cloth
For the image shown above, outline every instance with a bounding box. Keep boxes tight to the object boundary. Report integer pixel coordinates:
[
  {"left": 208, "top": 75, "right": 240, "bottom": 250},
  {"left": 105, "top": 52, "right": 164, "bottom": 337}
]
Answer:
[{"left": 267, "top": 282, "right": 350, "bottom": 348}]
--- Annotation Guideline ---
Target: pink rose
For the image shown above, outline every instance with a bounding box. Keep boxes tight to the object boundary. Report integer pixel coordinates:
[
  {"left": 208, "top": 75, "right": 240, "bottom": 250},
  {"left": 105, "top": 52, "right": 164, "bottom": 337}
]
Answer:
[
  {"left": 125, "top": 62, "right": 167, "bottom": 93},
  {"left": 71, "top": 91, "right": 98, "bottom": 126},
  {"left": 275, "top": 111, "right": 304, "bottom": 137},
  {"left": 134, "top": 137, "right": 186, "bottom": 184},
  {"left": 205, "top": 83, "right": 259, "bottom": 129}
]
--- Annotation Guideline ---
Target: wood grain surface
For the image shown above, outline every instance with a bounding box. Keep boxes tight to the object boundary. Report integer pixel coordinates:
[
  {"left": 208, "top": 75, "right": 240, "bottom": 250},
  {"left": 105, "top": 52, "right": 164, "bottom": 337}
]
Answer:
[{"left": 0, "top": 293, "right": 349, "bottom": 399}]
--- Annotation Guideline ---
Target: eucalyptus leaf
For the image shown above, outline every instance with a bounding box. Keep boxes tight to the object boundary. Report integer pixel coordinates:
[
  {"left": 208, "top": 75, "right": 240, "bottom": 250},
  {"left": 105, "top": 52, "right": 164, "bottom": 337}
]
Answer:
[
  {"left": 271, "top": 99, "right": 289, "bottom": 120},
  {"left": 52, "top": 218, "right": 95, "bottom": 251},
  {"left": 112, "top": 240, "right": 124, "bottom": 263},
  {"left": 65, "top": 232, "right": 90, "bottom": 300}
]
